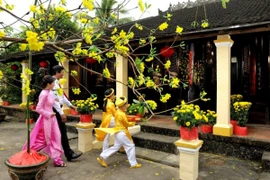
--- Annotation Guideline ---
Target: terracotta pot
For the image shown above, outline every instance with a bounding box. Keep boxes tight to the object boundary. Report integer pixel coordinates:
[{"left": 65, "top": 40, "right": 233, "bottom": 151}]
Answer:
[
  {"left": 70, "top": 109, "right": 79, "bottom": 115},
  {"left": 230, "top": 120, "right": 237, "bottom": 133},
  {"left": 5, "top": 152, "right": 50, "bottom": 180},
  {"left": 234, "top": 125, "right": 248, "bottom": 136},
  {"left": 127, "top": 115, "right": 141, "bottom": 122},
  {"left": 201, "top": 124, "right": 213, "bottom": 134},
  {"left": 3, "top": 101, "right": 10, "bottom": 106},
  {"left": 180, "top": 126, "right": 198, "bottom": 140},
  {"left": 80, "top": 114, "right": 93, "bottom": 123},
  {"left": 25, "top": 118, "right": 34, "bottom": 124},
  {"left": 30, "top": 105, "right": 36, "bottom": 110}
]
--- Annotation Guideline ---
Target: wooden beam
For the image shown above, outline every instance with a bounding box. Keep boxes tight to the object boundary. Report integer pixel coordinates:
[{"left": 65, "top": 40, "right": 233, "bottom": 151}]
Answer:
[{"left": 152, "top": 25, "right": 270, "bottom": 44}]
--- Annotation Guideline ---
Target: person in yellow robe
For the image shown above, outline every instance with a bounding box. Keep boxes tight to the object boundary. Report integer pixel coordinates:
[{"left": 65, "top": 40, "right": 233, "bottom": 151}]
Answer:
[
  {"left": 96, "top": 96, "right": 142, "bottom": 169},
  {"left": 95, "top": 88, "right": 116, "bottom": 151}
]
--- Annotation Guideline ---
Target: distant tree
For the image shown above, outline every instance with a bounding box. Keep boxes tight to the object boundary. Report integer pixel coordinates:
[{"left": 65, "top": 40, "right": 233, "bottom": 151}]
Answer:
[{"left": 95, "top": 0, "right": 133, "bottom": 27}]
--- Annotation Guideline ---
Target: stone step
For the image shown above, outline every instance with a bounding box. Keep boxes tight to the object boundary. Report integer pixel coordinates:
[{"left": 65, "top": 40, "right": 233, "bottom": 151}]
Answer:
[
  {"left": 140, "top": 124, "right": 179, "bottom": 137},
  {"left": 262, "top": 151, "right": 270, "bottom": 172},
  {"left": 259, "top": 172, "right": 270, "bottom": 180},
  {"left": 133, "top": 132, "right": 179, "bottom": 154}
]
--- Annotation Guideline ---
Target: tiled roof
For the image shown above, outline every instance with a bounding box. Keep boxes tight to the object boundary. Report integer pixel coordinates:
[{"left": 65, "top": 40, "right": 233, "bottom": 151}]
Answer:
[{"left": 117, "top": 0, "right": 270, "bottom": 38}]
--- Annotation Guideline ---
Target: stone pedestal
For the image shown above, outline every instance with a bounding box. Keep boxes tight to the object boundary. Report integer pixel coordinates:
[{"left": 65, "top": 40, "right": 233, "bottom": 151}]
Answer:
[
  {"left": 76, "top": 122, "right": 96, "bottom": 153},
  {"left": 92, "top": 125, "right": 141, "bottom": 149},
  {"left": 175, "top": 139, "right": 203, "bottom": 180}
]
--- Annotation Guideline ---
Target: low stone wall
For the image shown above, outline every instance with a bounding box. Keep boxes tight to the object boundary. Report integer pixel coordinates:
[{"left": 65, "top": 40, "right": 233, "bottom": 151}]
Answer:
[{"left": 200, "top": 133, "right": 268, "bottom": 161}]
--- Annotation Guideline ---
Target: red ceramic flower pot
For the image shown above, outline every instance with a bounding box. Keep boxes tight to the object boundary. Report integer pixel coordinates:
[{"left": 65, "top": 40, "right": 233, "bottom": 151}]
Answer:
[
  {"left": 25, "top": 118, "right": 34, "bottom": 124},
  {"left": 80, "top": 114, "right": 93, "bottom": 123},
  {"left": 127, "top": 115, "right": 141, "bottom": 122},
  {"left": 30, "top": 105, "right": 36, "bottom": 110},
  {"left": 234, "top": 125, "right": 248, "bottom": 136},
  {"left": 70, "top": 109, "right": 79, "bottom": 115},
  {"left": 3, "top": 101, "right": 10, "bottom": 106},
  {"left": 180, "top": 126, "right": 198, "bottom": 140},
  {"left": 230, "top": 120, "right": 237, "bottom": 133},
  {"left": 201, "top": 124, "right": 213, "bottom": 134}
]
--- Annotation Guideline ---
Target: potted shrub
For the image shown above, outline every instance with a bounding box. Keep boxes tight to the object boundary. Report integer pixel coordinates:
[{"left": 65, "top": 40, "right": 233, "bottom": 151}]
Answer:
[
  {"left": 126, "top": 98, "right": 157, "bottom": 122},
  {"left": 233, "top": 101, "right": 252, "bottom": 136},
  {"left": 0, "top": 62, "right": 22, "bottom": 106},
  {"left": 172, "top": 100, "right": 204, "bottom": 140},
  {"left": 4, "top": 68, "right": 50, "bottom": 179},
  {"left": 230, "top": 94, "right": 243, "bottom": 130},
  {"left": 72, "top": 94, "right": 99, "bottom": 123},
  {"left": 200, "top": 110, "right": 217, "bottom": 133}
]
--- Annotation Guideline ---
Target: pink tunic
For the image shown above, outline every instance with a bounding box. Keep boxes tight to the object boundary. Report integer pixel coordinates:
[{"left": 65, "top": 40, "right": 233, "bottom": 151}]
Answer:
[{"left": 22, "top": 90, "right": 64, "bottom": 165}]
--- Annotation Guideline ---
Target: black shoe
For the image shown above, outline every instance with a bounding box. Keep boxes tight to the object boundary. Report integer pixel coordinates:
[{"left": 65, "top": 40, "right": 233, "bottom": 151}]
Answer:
[{"left": 67, "top": 152, "right": 82, "bottom": 162}]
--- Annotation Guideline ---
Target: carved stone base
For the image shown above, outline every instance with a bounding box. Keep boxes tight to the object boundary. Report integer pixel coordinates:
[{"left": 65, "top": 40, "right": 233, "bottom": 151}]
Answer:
[{"left": 5, "top": 152, "right": 50, "bottom": 180}]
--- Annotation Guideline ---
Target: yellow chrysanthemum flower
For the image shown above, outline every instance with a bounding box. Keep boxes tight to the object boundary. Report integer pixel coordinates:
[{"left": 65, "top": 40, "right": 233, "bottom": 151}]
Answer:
[
  {"left": 56, "top": 88, "right": 64, "bottom": 96},
  {"left": 103, "top": 68, "right": 111, "bottom": 78},
  {"left": 0, "top": 70, "right": 3, "bottom": 80},
  {"left": 171, "top": 78, "right": 180, "bottom": 88},
  {"left": 164, "top": 60, "right": 171, "bottom": 69},
  {"left": 72, "top": 88, "right": 81, "bottom": 95},
  {"left": 135, "top": 23, "right": 143, "bottom": 30},
  {"left": 160, "top": 93, "right": 171, "bottom": 103},
  {"left": 30, "top": 5, "right": 38, "bottom": 13},
  {"left": 186, "top": 122, "right": 190, "bottom": 126},
  {"left": 175, "top": 26, "right": 183, "bottom": 34},
  {"left": 138, "top": 0, "right": 144, "bottom": 12},
  {"left": 71, "top": 70, "right": 78, "bottom": 77},
  {"left": 158, "top": 22, "right": 168, "bottom": 31},
  {"left": 0, "top": 31, "right": 5, "bottom": 38},
  {"left": 128, "top": 77, "right": 135, "bottom": 87},
  {"left": 19, "top": 44, "right": 27, "bottom": 51},
  {"left": 59, "top": 78, "right": 67, "bottom": 86},
  {"left": 112, "top": 27, "right": 117, "bottom": 35}
]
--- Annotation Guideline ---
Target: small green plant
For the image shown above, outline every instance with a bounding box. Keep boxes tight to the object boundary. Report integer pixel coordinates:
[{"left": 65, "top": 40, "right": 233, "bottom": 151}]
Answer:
[{"left": 127, "top": 98, "right": 157, "bottom": 118}]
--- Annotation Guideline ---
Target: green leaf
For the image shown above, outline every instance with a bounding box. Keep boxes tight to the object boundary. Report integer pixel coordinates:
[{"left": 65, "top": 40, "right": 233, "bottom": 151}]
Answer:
[
  {"left": 138, "top": 106, "right": 144, "bottom": 115},
  {"left": 221, "top": 0, "right": 230, "bottom": 9},
  {"left": 133, "top": 99, "right": 140, "bottom": 104}
]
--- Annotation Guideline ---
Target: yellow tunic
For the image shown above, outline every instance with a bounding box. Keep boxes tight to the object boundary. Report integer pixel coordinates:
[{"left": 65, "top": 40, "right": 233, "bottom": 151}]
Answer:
[
  {"left": 95, "top": 109, "right": 135, "bottom": 141},
  {"left": 114, "top": 109, "right": 135, "bottom": 141},
  {"left": 95, "top": 99, "right": 116, "bottom": 141}
]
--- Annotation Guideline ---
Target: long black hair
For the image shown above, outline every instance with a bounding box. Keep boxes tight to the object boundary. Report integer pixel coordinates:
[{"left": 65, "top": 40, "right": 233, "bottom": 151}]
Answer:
[
  {"left": 41, "top": 75, "right": 55, "bottom": 89},
  {"left": 103, "top": 88, "right": 114, "bottom": 112}
]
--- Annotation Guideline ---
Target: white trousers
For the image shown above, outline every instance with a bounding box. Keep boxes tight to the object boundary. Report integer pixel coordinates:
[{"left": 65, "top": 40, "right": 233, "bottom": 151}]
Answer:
[
  {"left": 102, "top": 117, "right": 115, "bottom": 151},
  {"left": 100, "top": 131, "right": 138, "bottom": 167}
]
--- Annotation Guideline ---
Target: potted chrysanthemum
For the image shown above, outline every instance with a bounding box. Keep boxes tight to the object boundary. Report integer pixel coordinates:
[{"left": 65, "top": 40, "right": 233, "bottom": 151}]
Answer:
[
  {"left": 72, "top": 94, "right": 99, "bottom": 123},
  {"left": 200, "top": 110, "right": 217, "bottom": 134},
  {"left": 233, "top": 101, "right": 252, "bottom": 136},
  {"left": 172, "top": 100, "right": 205, "bottom": 140},
  {"left": 230, "top": 94, "right": 243, "bottom": 130}
]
